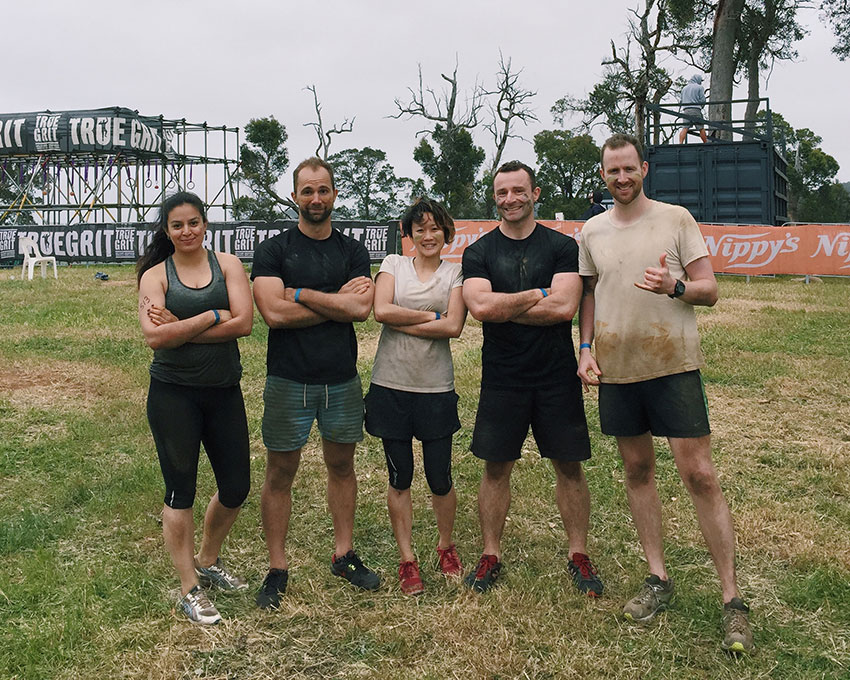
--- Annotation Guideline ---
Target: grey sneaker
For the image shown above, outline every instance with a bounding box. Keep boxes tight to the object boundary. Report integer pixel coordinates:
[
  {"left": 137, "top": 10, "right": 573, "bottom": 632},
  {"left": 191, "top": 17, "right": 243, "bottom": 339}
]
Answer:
[
  {"left": 722, "top": 598, "right": 754, "bottom": 653},
  {"left": 178, "top": 585, "right": 221, "bottom": 625},
  {"left": 623, "top": 575, "right": 674, "bottom": 622},
  {"left": 195, "top": 557, "right": 248, "bottom": 591}
]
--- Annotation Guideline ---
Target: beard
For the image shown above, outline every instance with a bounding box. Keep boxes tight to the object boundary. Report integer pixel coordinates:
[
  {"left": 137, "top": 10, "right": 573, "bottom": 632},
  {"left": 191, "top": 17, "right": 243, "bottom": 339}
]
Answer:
[{"left": 300, "top": 205, "right": 333, "bottom": 224}]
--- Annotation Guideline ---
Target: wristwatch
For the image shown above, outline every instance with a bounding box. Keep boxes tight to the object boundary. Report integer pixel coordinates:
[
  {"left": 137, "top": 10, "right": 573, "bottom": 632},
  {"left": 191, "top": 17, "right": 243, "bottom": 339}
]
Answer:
[{"left": 669, "top": 279, "right": 686, "bottom": 299}]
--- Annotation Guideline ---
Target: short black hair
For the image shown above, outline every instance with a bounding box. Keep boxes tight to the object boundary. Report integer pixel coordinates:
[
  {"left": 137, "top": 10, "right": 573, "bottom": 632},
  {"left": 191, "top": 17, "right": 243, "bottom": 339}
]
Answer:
[
  {"left": 592, "top": 190, "right": 604, "bottom": 203},
  {"left": 400, "top": 196, "right": 455, "bottom": 243},
  {"left": 493, "top": 160, "right": 536, "bottom": 190}
]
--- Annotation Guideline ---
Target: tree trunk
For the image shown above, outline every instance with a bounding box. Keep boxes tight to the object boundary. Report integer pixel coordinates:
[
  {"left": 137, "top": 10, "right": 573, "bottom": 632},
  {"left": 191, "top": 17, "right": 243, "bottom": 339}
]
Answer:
[
  {"left": 710, "top": 0, "right": 745, "bottom": 141},
  {"left": 744, "top": 51, "right": 760, "bottom": 134}
]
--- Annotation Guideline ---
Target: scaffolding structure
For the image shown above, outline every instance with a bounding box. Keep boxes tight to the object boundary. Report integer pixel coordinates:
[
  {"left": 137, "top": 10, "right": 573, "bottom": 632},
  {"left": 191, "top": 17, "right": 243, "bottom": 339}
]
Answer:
[{"left": 0, "top": 109, "right": 240, "bottom": 225}]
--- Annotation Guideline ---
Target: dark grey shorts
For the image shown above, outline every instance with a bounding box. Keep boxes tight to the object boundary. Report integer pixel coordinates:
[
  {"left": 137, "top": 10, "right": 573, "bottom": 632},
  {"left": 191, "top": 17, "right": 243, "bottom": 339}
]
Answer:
[{"left": 599, "top": 370, "right": 711, "bottom": 438}]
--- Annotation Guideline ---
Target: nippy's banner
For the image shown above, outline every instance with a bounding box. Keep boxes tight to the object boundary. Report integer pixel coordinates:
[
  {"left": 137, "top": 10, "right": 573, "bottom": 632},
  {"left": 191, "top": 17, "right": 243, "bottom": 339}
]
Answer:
[
  {"left": 402, "top": 220, "right": 850, "bottom": 277},
  {"left": 1, "top": 221, "right": 392, "bottom": 266},
  {"left": 0, "top": 108, "right": 173, "bottom": 157}
]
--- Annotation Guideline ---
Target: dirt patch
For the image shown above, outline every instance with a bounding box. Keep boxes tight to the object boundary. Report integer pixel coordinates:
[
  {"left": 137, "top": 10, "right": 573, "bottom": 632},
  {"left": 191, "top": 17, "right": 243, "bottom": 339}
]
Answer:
[{"left": 0, "top": 359, "right": 142, "bottom": 412}]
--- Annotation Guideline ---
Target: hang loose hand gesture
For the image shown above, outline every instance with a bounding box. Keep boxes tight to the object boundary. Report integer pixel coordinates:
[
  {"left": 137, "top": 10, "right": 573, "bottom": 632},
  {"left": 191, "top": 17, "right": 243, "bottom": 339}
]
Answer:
[{"left": 635, "top": 252, "right": 676, "bottom": 296}]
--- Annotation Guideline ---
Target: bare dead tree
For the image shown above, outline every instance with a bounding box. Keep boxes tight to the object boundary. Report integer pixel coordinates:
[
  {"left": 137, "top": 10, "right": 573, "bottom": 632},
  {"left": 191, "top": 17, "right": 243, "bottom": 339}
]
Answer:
[
  {"left": 391, "top": 59, "right": 485, "bottom": 134},
  {"left": 484, "top": 53, "right": 538, "bottom": 175},
  {"left": 303, "top": 85, "right": 355, "bottom": 160}
]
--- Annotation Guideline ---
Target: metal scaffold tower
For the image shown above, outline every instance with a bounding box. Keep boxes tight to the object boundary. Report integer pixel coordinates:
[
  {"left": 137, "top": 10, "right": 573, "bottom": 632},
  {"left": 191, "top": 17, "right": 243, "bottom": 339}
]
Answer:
[{"left": 0, "top": 107, "right": 240, "bottom": 225}]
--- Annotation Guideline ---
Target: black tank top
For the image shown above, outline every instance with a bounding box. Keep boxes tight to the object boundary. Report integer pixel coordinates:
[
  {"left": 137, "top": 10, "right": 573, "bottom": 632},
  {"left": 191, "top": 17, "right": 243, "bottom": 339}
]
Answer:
[{"left": 149, "top": 251, "right": 242, "bottom": 387}]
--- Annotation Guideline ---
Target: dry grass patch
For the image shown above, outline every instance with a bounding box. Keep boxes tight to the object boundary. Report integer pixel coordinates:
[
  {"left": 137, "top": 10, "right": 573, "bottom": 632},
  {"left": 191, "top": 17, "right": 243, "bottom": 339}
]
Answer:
[{"left": 0, "top": 358, "right": 143, "bottom": 413}]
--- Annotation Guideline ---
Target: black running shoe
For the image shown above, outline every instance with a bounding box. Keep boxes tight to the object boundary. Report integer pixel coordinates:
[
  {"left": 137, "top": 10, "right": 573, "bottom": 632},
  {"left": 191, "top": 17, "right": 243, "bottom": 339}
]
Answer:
[
  {"left": 256, "top": 568, "right": 288, "bottom": 610},
  {"left": 331, "top": 550, "right": 381, "bottom": 591},
  {"left": 567, "top": 552, "right": 604, "bottom": 597},
  {"left": 464, "top": 554, "right": 502, "bottom": 593}
]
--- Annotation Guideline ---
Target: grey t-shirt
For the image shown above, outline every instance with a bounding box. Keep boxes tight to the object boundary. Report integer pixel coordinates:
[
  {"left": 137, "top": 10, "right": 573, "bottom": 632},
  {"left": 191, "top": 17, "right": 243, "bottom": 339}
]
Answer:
[{"left": 370, "top": 255, "right": 463, "bottom": 393}]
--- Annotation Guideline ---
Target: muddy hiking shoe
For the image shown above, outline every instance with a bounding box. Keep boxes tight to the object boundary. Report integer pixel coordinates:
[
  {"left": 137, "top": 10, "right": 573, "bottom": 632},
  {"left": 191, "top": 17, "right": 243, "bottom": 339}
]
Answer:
[
  {"left": 567, "top": 552, "right": 604, "bottom": 597},
  {"left": 178, "top": 585, "right": 220, "bottom": 625},
  {"left": 398, "top": 560, "right": 425, "bottom": 596},
  {"left": 195, "top": 557, "right": 248, "bottom": 591},
  {"left": 256, "top": 568, "right": 289, "bottom": 610},
  {"left": 331, "top": 550, "right": 381, "bottom": 591},
  {"left": 623, "top": 574, "right": 674, "bottom": 622},
  {"left": 464, "top": 554, "right": 502, "bottom": 593},
  {"left": 436, "top": 544, "right": 463, "bottom": 577},
  {"left": 722, "top": 597, "right": 754, "bottom": 654}
]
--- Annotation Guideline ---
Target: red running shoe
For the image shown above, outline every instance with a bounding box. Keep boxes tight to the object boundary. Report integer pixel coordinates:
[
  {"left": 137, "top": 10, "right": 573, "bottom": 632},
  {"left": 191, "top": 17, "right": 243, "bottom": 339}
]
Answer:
[
  {"left": 398, "top": 560, "right": 424, "bottom": 595},
  {"left": 436, "top": 544, "right": 463, "bottom": 577}
]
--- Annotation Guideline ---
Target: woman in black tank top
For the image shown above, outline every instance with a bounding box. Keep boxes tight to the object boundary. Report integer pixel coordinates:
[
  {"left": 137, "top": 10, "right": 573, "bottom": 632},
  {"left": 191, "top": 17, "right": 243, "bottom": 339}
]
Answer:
[{"left": 137, "top": 192, "right": 253, "bottom": 625}]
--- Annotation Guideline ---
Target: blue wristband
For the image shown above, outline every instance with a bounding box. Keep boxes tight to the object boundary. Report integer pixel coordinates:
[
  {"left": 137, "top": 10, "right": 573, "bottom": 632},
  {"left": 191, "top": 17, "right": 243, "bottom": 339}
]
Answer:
[
  {"left": 294, "top": 288, "right": 302, "bottom": 303},
  {"left": 540, "top": 288, "right": 548, "bottom": 298},
  {"left": 579, "top": 342, "right": 592, "bottom": 350},
  {"left": 435, "top": 311, "right": 441, "bottom": 320},
  {"left": 212, "top": 309, "right": 220, "bottom": 325}
]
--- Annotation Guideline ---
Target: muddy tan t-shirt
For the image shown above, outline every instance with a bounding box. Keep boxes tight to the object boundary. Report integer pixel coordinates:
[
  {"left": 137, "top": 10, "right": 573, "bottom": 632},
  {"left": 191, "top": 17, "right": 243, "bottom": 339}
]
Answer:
[{"left": 578, "top": 200, "right": 709, "bottom": 383}]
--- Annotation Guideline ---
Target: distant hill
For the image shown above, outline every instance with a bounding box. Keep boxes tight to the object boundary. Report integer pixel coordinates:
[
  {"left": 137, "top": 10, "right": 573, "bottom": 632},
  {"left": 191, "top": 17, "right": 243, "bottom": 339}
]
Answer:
[{"left": 843, "top": 182, "right": 850, "bottom": 195}]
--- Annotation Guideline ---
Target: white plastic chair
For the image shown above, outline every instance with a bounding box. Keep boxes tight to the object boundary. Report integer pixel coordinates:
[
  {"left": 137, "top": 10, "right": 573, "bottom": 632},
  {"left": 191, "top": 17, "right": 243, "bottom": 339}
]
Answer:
[{"left": 19, "top": 235, "right": 58, "bottom": 280}]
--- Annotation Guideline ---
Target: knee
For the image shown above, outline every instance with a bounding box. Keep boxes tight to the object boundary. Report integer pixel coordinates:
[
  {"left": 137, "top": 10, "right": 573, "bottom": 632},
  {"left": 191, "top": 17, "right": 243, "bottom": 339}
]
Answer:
[
  {"left": 265, "top": 458, "right": 297, "bottom": 493},
  {"left": 388, "top": 468, "right": 413, "bottom": 492},
  {"left": 684, "top": 467, "right": 719, "bottom": 497},
  {"left": 553, "top": 460, "right": 583, "bottom": 483},
  {"left": 624, "top": 460, "right": 655, "bottom": 487},
  {"left": 219, "top": 478, "right": 250, "bottom": 509},
  {"left": 426, "top": 471, "right": 453, "bottom": 497},
  {"left": 483, "top": 461, "right": 513, "bottom": 484},
  {"left": 326, "top": 456, "right": 355, "bottom": 481}
]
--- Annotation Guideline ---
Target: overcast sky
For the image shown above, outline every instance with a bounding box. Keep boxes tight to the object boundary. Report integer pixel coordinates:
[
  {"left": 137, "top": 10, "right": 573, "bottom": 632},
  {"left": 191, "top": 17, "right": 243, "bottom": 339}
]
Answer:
[{"left": 7, "top": 0, "right": 848, "bottom": 197}]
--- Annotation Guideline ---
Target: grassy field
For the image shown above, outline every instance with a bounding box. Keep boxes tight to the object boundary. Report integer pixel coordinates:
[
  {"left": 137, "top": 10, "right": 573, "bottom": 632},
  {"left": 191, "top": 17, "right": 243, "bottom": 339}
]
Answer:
[{"left": 1, "top": 265, "right": 849, "bottom": 679}]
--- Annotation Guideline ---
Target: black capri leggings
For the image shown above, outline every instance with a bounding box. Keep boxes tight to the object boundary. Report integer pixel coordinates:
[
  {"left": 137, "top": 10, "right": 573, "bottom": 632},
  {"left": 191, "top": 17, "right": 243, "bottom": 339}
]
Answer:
[
  {"left": 147, "top": 377, "right": 250, "bottom": 510},
  {"left": 383, "top": 436, "right": 453, "bottom": 496}
]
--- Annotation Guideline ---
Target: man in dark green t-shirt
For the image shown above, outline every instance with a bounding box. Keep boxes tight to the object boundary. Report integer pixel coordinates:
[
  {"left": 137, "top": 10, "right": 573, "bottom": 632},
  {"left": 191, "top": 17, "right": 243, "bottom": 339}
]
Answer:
[{"left": 251, "top": 157, "right": 379, "bottom": 608}]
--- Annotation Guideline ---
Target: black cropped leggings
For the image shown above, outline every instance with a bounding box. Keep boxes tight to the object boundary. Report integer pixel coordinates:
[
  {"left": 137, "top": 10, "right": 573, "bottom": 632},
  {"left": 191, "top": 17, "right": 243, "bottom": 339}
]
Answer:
[
  {"left": 382, "top": 436, "right": 453, "bottom": 496},
  {"left": 147, "top": 377, "right": 250, "bottom": 510}
]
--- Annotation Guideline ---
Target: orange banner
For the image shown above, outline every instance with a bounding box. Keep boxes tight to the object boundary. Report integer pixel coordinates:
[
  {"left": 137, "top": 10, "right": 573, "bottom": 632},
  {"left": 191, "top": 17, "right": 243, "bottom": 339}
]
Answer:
[{"left": 400, "top": 220, "right": 850, "bottom": 276}]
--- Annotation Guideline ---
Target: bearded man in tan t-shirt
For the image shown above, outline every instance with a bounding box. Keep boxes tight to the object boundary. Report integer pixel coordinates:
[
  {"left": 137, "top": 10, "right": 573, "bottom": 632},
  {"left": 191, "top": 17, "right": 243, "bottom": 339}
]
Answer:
[{"left": 577, "top": 133, "right": 753, "bottom": 655}]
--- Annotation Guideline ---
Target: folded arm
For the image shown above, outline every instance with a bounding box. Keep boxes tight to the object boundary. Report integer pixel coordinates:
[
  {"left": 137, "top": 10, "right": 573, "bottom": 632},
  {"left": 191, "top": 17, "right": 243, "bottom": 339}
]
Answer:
[
  {"left": 462, "top": 277, "right": 543, "bottom": 323},
  {"left": 513, "top": 272, "right": 581, "bottom": 326},
  {"left": 285, "top": 275, "right": 374, "bottom": 323},
  {"left": 388, "top": 285, "right": 467, "bottom": 339},
  {"left": 253, "top": 276, "right": 327, "bottom": 329},
  {"left": 139, "top": 267, "right": 223, "bottom": 350}
]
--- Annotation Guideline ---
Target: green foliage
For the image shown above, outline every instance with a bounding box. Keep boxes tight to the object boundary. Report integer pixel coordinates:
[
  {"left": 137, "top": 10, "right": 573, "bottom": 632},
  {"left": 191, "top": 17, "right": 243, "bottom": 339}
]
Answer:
[
  {"left": 797, "top": 182, "right": 850, "bottom": 223},
  {"left": 328, "top": 147, "right": 408, "bottom": 221},
  {"left": 413, "top": 125, "right": 485, "bottom": 218},
  {"left": 821, "top": 0, "right": 850, "bottom": 60},
  {"left": 768, "top": 111, "right": 849, "bottom": 222},
  {"left": 533, "top": 130, "right": 600, "bottom": 219},
  {"left": 233, "top": 116, "right": 295, "bottom": 221}
]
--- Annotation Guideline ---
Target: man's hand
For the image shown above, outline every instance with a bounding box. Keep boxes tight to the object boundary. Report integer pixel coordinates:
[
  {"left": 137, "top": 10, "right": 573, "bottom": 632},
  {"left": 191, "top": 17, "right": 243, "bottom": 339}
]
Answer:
[
  {"left": 285, "top": 276, "right": 372, "bottom": 302},
  {"left": 577, "top": 349, "right": 602, "bottom": 390},
  {"left": 338, "top": 276, "right": 372, "bottom": 295},
  {"left": 635, "top": 252, "right": 676, "bottom": 295}
]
